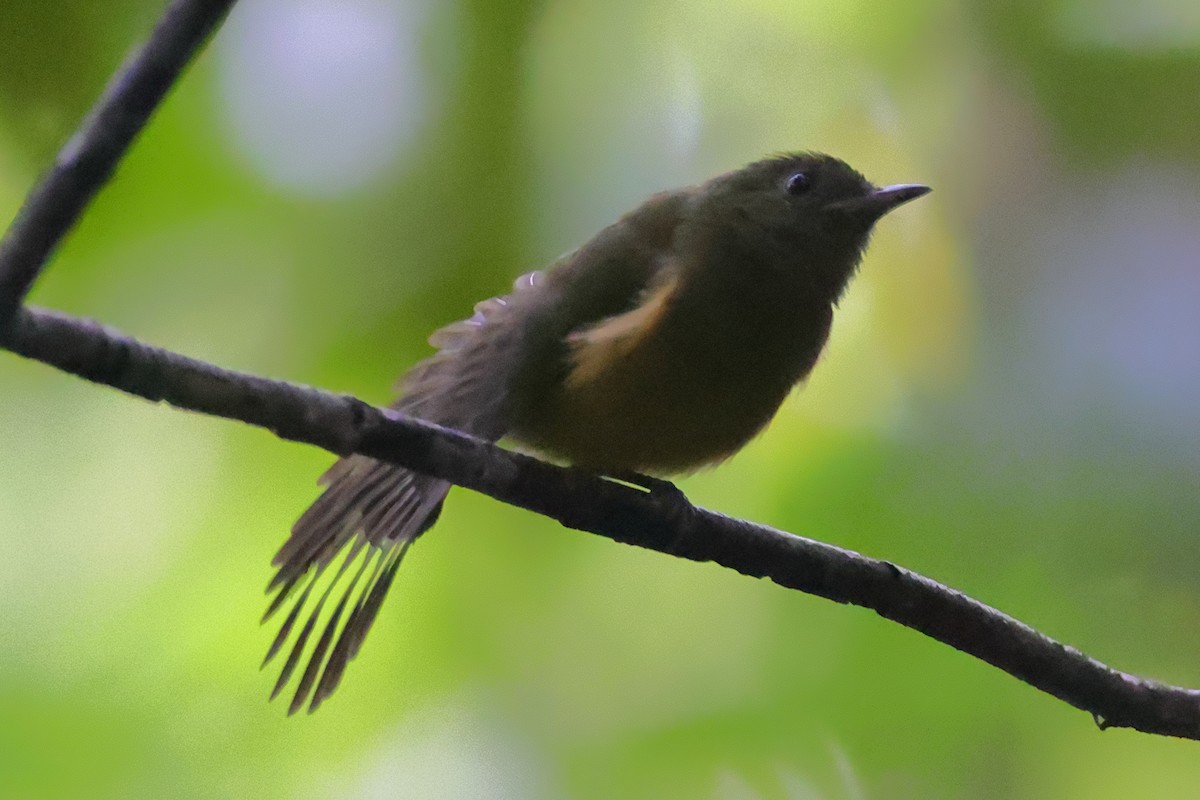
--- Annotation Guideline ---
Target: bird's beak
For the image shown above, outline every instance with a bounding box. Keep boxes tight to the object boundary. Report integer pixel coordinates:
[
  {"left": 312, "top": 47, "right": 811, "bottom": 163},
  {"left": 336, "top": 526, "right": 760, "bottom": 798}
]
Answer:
[{"left": 831, "top": 183, "right": 931, "bottom": 221}]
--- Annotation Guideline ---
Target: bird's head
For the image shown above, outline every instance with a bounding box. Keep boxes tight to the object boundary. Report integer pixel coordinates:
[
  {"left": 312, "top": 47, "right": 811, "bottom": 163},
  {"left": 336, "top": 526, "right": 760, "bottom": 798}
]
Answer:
[{"left": 685, "top": 152, "right": 930, "bottom": 301}]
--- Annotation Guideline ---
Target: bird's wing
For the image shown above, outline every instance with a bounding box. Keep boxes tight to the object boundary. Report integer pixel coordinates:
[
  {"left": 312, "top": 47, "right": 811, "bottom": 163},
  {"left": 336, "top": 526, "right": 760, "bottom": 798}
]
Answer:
[{"left": 264, "top": 189, "right": 691, "bottom": 713}]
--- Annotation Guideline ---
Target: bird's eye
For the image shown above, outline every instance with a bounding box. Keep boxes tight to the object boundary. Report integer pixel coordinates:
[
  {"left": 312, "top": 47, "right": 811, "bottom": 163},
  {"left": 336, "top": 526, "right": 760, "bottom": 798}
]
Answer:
[{"left": 785, "top": 172, "right": 811, "bottom": 195}]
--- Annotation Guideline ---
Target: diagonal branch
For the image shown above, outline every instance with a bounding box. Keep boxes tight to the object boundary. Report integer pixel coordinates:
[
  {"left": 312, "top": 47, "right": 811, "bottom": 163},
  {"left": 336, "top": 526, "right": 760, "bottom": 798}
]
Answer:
[
  {"left": 6, "top": 304, "right": 1200, "bottom": 740},
  {"left": 0, "top": 0, "right": 238, "bottom": 327},
  {"left": 3, "top": 0, "right": 1200, "bottom": 745}
]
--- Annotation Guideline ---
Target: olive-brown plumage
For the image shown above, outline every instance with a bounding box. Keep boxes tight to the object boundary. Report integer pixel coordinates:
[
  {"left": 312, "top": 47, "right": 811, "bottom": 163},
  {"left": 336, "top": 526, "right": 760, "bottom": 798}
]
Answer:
[{"left": 263, "top": 152, "right": 930, "bottom": 712}]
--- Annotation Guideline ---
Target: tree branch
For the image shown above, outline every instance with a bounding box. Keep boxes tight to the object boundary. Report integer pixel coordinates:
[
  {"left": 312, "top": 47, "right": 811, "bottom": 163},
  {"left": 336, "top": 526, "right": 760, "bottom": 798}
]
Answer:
[
  {"left": 3, "top": 0, "right": 1200, "bottom": 744},
  {"left": 6, "top": 305, "right": 1200, "bottom": 740},
  {"left": 0, "top": 0, "right": 238, "bottom": 327}
]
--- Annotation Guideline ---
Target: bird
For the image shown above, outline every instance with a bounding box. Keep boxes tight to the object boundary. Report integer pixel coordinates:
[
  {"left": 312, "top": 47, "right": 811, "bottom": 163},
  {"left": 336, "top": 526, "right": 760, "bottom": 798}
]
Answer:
[{"left": 261, "top": 152, "right": 930, "bottom": 713}]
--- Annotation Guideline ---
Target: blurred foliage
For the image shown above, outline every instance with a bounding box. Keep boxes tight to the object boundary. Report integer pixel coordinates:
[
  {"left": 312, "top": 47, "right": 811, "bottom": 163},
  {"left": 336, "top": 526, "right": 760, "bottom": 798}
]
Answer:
[
  {"left": 972, "top": 0, "right": 1200, "bottom": 162},
  {"left": 0, "top": 1, "right": 161, "bottom": 164},
  {"left": 2, "top": 1, "right": 1200, "bottom": 798}
]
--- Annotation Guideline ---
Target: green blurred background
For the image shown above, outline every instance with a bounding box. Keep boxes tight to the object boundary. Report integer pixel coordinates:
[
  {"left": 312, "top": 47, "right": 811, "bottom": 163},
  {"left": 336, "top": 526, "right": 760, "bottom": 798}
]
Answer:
[{"left": 2, "top": 0, "right": 1200, "bottom": 797}]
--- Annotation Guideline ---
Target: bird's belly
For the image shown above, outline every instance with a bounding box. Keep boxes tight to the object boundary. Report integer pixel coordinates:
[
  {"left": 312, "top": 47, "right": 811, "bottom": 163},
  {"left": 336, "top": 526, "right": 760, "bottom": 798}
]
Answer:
[{"left": 513, "top": 336, "right": 799, "bottom": 475}]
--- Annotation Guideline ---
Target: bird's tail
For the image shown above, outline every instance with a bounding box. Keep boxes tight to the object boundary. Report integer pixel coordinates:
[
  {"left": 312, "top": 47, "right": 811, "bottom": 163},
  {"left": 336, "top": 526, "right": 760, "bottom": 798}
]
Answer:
[
  {"left": 262, "top": 454, "right": 449, "bottom": 714},
  {"left": 263, "top": 272, "right": 544, "bottom": 713}
]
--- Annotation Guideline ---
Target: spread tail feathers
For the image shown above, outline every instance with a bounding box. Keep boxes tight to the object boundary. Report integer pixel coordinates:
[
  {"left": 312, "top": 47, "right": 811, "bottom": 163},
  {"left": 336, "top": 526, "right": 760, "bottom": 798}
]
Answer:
[
  {"left": 262, "top": 271, "right": 545, "bottom": 712},
  {"left": 263, "top": 458, "right": 447, "bottom": 714}
]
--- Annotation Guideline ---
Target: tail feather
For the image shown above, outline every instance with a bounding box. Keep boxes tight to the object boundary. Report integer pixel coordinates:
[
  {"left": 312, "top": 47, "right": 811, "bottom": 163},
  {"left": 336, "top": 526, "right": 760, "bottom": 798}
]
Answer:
[
  {"left": 309, "top": 543, "right": 408, "bottom": 712},
  {"left": 264, "top": 470, "right": 442, "bottom": 713},
  {"left": 262, "top": 574, "right": 315, "bottom": 662},
  {"left": 262, "top": 272, "right": 546, "bottom": 711}
]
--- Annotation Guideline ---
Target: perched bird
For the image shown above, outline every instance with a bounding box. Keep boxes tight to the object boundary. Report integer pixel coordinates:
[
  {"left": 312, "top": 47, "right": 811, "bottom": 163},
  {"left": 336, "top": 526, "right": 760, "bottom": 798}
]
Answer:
[{"left": 263, "top": 152, "right": 930, "bottom": 713}]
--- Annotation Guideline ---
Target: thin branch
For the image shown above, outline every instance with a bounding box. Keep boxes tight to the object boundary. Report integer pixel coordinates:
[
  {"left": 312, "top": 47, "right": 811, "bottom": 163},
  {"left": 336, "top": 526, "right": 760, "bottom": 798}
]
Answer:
[
  {"left": 0, "top": 0, "right": 238, "bottom": 327},
  {"left": 6, "top": 305, "right": 1200, "bottom": 740}
]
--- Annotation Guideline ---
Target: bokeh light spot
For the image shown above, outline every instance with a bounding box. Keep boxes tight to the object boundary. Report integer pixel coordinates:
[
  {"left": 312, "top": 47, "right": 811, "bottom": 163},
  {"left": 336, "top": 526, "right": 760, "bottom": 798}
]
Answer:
[{"left": 217, "top": 0, "right": 432, "bottom": 196}]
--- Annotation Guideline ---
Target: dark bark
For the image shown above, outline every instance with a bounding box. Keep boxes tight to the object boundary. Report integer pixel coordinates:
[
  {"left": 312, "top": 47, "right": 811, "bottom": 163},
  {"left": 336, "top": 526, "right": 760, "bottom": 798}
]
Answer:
[{"left": 0, "top": 0, "right": 237, "bottom": 325}]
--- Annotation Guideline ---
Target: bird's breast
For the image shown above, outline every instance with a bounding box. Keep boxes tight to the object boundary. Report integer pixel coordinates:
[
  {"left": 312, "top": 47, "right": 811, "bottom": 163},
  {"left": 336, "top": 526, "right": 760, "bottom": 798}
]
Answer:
[{"left": 511, "top": 275, "right": 833, "bottom": 474}]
